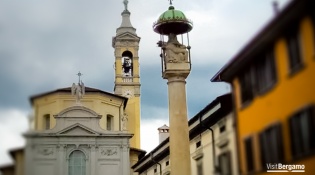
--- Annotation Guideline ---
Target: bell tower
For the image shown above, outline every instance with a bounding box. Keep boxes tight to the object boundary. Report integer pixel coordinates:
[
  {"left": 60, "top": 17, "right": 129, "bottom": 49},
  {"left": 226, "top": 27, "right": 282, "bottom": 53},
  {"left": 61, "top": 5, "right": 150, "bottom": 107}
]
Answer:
[{"left": 112, "top": 0, "right": 141, "bottom": 149}]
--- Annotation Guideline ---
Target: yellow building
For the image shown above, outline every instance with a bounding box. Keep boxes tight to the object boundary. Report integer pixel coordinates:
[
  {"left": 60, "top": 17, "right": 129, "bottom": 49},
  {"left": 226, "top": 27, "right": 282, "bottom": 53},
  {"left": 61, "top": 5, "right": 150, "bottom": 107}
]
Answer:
[
  {"left": 29, "top": 87, "right": 128, "bottom": 132},
  {"left": 212, "top": 0, "right": 315, "bottom": 174},
  {"left": 0, "top": 148, "right": 24, "bottom": 175}
]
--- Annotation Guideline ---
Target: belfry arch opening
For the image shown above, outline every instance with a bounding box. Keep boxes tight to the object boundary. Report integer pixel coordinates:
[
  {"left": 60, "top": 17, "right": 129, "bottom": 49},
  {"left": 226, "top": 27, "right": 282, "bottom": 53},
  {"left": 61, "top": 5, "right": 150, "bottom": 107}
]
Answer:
[{"left": 122, "top": 51, "right": 133, "bottom": 76}]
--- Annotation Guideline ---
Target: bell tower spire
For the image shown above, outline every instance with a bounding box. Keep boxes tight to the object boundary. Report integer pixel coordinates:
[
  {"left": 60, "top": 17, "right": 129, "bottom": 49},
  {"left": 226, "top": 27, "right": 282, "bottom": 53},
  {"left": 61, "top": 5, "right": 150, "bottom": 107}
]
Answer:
[
  {"left": 112, "top": 0, "right": 141, "bottom": 149},
  {"left": 116, "top": 0, "right": 136, "bottom": 36}
]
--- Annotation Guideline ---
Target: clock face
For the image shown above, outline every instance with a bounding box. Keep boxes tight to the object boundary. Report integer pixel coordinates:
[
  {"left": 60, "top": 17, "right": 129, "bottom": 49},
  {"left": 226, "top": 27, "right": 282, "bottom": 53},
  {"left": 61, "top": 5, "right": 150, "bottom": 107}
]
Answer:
[{"left": 122, "top": 89, "right": 133, "bottom": 98}]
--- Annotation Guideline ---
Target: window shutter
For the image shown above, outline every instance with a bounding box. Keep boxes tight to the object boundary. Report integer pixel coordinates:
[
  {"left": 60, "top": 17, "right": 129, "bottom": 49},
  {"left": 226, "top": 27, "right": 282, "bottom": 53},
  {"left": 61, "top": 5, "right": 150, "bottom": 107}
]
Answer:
[
  {"left": 309, "top": 105, "right": 315, "bottom": 150},
  {"left": 244, "top": 137, "right": 254, "bottom": 172},
  {"left": 275, "top": 123, "right": 284, "bottom": 162},
  {"left": 259, "top": 132, "right": 267, "bottom": 168}
]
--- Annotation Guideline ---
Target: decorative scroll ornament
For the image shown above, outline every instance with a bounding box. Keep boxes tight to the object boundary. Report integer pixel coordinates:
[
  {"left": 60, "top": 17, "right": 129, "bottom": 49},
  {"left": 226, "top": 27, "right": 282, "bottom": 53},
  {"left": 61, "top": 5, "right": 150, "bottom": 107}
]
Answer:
[
  {"left": 123, "top": 41, "right": 129, "bottom": 46},
  {"left": 37, "top": 147, "right": 54, "bottom": 156},
  {"left": 101, "top": 148, "right": 118, "bottom": 156},
  {"left": 122, "top": 144, "right": 129, "bottom": 152},
  {"left": 71, "top": 72, "right": 85, "bottom": 104}
]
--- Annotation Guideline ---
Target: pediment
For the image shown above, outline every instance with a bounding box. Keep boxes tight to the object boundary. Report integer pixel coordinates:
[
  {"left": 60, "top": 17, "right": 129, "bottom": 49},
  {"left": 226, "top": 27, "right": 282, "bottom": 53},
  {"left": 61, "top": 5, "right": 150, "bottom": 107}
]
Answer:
[
  {"left": 116, "top": 32, "right": 140, "bottom": 40},
  {"left": 56, "top": 106, "right": 100, "bottom": 118},
  {"left": 57, "top": 124, "right": 99, "bottom": 136}
]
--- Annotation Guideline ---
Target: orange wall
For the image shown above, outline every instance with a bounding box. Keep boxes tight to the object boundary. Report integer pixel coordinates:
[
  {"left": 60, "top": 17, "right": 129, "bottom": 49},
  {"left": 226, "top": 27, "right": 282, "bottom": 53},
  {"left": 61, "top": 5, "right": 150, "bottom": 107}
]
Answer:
[{"left": 233, "top": 16, "right": 315, "bottom": 174}]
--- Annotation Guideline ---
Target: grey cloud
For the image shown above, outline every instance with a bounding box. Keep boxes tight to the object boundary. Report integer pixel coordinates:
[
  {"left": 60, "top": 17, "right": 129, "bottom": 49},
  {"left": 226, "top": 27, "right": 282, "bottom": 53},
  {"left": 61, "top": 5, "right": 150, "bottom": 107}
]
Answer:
[
  {"left": 140, "top": 63, "right": 229, "bottom": 119},
  {"left": 1, "top": 0, "right": 295, "bottom": 166},
  {"left": 0, "top": 0, "right": 290, "bottom": 115}
]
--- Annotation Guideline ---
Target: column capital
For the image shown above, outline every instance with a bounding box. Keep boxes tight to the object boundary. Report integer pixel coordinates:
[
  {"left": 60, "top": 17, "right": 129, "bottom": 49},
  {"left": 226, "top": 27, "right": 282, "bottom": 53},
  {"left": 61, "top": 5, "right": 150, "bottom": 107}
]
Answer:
[{"left": 167, "top": 76, "right": 187, "bottom": 84}]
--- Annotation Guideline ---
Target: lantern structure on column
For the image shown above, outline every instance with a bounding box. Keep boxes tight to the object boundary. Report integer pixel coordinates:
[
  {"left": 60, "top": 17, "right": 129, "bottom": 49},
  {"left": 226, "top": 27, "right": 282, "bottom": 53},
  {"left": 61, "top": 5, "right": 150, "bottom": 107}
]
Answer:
[
  {"left": 153, "top": 4, "right": 193, "bottom": 78},
  {"left": 152, "top": 2, "right": 193, "bottom": 175}
]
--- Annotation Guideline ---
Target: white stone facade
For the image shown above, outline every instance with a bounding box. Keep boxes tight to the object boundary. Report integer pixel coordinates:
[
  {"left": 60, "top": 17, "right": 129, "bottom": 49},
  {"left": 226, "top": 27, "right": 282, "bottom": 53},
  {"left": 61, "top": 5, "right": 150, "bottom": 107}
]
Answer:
[{"left": 24, "top": 106, "right": 132, "bottom": 175}]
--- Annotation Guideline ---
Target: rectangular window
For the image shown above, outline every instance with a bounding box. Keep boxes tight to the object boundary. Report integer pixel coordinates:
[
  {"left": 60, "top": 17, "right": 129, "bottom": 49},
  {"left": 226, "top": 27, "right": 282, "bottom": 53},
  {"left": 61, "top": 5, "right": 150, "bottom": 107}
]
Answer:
[
  {"left": 244, "top": 137, "right": 254, "bottom": 172},
  {"left": 289, "top": 106, "right": 315, "bottom": 159},
  {"left": 254, "top": 49, "right": 277, "bottom": 93},
  {"left": 196, "top": 140, "right": 201, "bottom": 148},
  {"left": 166, "top": 160, "right": 169, "bottom": 166},
  {"left": 239, "top": 48, "right": 277, "bottom": 107},
  {"left": 44, "top": 114, "right": 50, "bottom": 130},
  {"left": 219, "top": 125, "right": 226, "bottom": 133},
  {"left": 259, "top": 124, "right": 284, "bottom": 167},
  {"left": 286, "top": 25, "right": 303, "bottom": 73},
  {"left": 107, "top": 115, "right": 113, "bottom": 130},
  {"left": 196, "top": 158, "right": 203, "bottom": 175},
  {"left": 218, "top": 151, "right": 232, "bottom": 175},
  {"left": 239, "top": 68, "right": 255, "bottom": 105}
]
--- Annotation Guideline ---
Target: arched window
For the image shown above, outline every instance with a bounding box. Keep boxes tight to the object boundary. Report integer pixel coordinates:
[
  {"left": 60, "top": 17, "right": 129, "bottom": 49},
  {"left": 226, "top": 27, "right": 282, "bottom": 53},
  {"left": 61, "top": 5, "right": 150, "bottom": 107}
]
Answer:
[
  {"left": 122, "top": 51, "right": 133, "bottom": 76},
  {"left": 68, "top": 150, "right": 86, "bottom": 175}
]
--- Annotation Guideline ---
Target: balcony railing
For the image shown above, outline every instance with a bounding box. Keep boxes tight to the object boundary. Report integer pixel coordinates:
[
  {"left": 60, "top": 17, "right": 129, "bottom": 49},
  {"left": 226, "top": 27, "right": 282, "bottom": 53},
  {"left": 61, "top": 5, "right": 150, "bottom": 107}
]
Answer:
[{"left": 122, "top": 77, "right": 133, "bottom": 82}]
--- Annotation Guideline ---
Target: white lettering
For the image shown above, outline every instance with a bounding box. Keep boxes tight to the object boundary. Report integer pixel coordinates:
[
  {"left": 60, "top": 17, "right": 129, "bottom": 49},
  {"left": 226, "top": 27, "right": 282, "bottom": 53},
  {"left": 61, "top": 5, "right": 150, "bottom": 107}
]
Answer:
[{"left": 266, "top": 163, "right": 305, "bottom": 173}]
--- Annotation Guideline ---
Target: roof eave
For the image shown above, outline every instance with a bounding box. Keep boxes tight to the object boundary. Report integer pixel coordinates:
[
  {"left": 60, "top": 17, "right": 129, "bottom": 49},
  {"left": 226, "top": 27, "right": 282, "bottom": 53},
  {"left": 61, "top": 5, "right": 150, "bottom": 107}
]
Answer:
[
  {"left": 211, "top": 0, "right": 311, "bottom": 83},
  {"left": 29, "top": 87, "right": 128, "bottom": 107}
]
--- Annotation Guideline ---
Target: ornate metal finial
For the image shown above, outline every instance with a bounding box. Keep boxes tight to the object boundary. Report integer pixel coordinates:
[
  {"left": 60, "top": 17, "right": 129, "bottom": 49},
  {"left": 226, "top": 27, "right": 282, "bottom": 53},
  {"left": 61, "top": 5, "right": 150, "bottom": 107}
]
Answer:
[
  {"left": 72, "top": 72, "right": 85, "bottom": 105},
  {"left": 77, "top": 71, "right": 83, "bottom": 83},
  {"left": 123, "top": 0, "right": 128, "bottom": 11},
  {"left": 168, "top": 0, "right": 173, "bottom": 5}
]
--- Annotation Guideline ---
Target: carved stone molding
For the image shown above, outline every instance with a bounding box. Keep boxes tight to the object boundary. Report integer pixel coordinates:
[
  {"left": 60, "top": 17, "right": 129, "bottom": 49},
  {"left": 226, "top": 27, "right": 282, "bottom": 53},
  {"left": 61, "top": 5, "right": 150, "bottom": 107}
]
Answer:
[
  {"left": 57, "top": 144, "right": 67, "bottom": 151},
  {"left": 88, "top": 144, "right": 98, "bottom": 152},
  {"left": 35, "top": 146, "right": 56, "bottom": 159},
  {"left": 37, "top": 147, "right": 54, "bottom": 156},
  {"left": 121, "top": 144, "right": 129, "bottom": 152},
  {"left": 100, "top": 147, "right": 118, "bottom": 156}
]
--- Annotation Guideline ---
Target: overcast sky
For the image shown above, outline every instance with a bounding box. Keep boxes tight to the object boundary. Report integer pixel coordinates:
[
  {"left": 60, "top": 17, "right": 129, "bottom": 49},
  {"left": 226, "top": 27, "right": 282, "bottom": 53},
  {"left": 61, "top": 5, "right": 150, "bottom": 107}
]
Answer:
[{"left": 0, "top": 0, "right": 290, "bottom": 165}]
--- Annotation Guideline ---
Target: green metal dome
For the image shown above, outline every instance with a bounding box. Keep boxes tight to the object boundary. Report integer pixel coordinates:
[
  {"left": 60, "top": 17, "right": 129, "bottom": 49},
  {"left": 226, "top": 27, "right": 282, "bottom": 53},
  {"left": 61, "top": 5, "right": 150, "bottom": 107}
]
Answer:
[{"left": 153, "top": 6, "right": 193, "bottom": 35}]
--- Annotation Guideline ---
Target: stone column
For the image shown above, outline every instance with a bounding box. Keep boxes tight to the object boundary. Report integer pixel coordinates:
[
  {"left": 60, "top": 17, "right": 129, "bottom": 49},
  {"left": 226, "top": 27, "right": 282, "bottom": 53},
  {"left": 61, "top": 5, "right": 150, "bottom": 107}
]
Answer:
[
  {"left": 166, "top": 75, "right": 191, "bottom": 175},
  {"left": 161, "top": 34, "right": 192, "bottom": 174},
  {"left": 121, "top": 143, "right": 130, "bottom": 175},
  {"left": 58, "top": 144, "right": 66, "bottom": 175},
  {"left": 90, "top": 145, "right": 96, "bottom": 175}
]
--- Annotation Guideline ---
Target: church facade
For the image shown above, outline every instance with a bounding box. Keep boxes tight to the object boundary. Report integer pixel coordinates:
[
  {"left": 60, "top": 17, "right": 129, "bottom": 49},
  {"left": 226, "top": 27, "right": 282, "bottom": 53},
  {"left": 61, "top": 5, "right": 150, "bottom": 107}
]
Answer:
[
  {"left": 0, "top": 1, "right": 144, "bottom": 175},
  {"left": 25, "top": 104, "right": 132, "bottom": 175}
]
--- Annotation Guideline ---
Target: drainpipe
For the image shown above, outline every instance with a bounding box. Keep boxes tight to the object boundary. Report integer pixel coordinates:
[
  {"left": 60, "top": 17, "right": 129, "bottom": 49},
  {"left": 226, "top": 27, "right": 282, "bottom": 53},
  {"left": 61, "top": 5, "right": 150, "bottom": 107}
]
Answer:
[
  {"left": 199, "top": 115, "right": 220, "bottom": 174},
  {"left": 150, "top": 152, "right": 162, "bottom": 175}
]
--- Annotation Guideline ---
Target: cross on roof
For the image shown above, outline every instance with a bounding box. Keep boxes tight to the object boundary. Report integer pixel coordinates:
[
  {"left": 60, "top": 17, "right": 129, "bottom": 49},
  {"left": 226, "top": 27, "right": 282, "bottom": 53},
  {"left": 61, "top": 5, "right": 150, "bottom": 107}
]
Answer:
[
  {"left": 123, "top": 0, "right": 128, "bottom": 11},
  {"left": 77, "top": 72, "right": 83, "bottom": 83},
  {"left": 168, "top": 0, "right": 173, "bottom": 5}
]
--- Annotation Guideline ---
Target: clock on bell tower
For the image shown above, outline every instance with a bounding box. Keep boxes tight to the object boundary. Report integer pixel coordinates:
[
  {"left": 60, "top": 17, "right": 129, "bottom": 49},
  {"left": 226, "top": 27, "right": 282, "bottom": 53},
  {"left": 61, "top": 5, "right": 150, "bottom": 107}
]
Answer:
[{"left": 112, "top": 2, "right": 141, "bottom": 149}]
